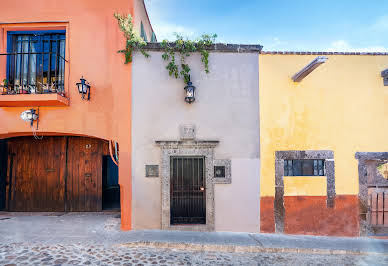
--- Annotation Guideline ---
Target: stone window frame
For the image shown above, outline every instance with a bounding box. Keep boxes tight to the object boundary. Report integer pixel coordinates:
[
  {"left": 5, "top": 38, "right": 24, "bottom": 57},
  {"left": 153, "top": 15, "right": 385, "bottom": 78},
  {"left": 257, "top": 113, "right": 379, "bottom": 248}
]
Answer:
[
  {"left": 355, "top": 152, "right": 388, "bottom": 236},
  {"left": 274, "top": 150, "right": 335, "bottom": 233},
  {"left": 155, "top": 140, "right": 219, "bottom": 231},
  {"left": 213, "top": 159, "right": 231, "bottom": 184}
]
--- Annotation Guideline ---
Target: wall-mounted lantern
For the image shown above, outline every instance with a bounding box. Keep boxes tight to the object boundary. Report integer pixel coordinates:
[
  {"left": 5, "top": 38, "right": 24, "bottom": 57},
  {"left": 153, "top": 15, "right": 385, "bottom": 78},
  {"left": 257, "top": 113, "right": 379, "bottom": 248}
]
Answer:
[
  {"left": 184, "top": 76, "right": 196, "bottom": 104},
  {"left": 20, "top": 109, "right": 39, "bottom": 127},
  {"left": 381, "top": 69, "right": 388, "bottom": 86},
  {"left": 76, "top": 76, "right": 91, "bottom": 100}
]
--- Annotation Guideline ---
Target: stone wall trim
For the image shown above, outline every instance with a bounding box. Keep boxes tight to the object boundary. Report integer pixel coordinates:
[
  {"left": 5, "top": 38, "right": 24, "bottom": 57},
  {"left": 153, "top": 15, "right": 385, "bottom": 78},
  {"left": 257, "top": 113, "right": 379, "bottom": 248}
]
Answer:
[
  {"left": 156, "top": 140, "right": 218, "bottom": 231},
  {"left": 274, "top": 150, "right": 335, "bottom": 233}
]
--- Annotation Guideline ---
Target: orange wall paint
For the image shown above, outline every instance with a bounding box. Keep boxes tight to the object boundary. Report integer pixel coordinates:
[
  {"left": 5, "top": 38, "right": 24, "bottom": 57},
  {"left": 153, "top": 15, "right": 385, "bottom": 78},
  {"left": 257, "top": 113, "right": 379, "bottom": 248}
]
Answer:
[
  {"left": 260, "top": 195, "right": 359, "bottom": 236},
  {"left": 260, "top": 196, "right": 275, "bottom": 233},
  {"left": 0, "top": 0, "right": 135, "bottom": 230},
  {"left": 284, "top": 195, "right": 359, "bottom": 236}
]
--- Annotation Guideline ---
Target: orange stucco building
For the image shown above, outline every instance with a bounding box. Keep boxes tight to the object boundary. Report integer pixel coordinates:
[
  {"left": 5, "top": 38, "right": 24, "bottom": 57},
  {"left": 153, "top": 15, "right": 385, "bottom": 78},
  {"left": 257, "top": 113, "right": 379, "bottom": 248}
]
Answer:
[{"left": 0, "top": 0, "right": 154, "bottom": 230}]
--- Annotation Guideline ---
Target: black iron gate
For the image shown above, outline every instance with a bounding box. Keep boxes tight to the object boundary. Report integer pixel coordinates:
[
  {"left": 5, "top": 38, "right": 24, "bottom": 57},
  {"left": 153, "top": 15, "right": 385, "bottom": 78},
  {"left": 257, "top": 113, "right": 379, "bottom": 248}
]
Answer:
[{"left": 170, "top": 156, "right": 206, "bottom": 225}]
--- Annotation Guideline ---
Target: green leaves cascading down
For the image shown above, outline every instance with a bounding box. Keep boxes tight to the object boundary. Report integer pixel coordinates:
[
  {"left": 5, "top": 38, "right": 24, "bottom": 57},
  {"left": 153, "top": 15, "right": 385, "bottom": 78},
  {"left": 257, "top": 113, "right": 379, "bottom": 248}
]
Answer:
[
  {"left": 114, "top": 13, "right": 216, "bottom": 83},
  {"left": 161, "top": 34, "right": 217, "bottom": 84},
  {"left": 114, "top": 13, "right": 149, "bottom": 63}
]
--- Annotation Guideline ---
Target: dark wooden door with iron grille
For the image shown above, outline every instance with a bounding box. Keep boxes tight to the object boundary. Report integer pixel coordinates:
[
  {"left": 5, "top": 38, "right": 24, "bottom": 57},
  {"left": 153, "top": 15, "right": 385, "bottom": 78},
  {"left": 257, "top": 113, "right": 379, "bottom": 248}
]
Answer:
[{"left": 170, "top": 157, "right": 206, "bottom": 225}]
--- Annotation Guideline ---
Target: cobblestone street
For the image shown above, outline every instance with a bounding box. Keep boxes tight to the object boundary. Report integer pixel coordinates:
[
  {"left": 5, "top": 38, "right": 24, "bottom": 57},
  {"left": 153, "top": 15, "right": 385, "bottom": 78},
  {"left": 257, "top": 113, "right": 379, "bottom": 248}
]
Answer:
[{"left": 0, "top": 243, "right": 387, "bottom": 266}]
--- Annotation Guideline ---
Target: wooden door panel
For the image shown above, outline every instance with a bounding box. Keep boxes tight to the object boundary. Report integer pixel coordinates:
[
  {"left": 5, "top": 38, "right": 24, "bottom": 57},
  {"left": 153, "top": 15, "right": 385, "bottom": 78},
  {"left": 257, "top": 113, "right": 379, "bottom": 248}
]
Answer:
[
  {"left": 368, "top": 188, "right": 388, "bottom": 227},
  {"left": 7, "top": 137, "right": 65, "bottom": 211},
  {"left": 67, "top": 137, "right": 105, "bottom": 212},
  {"left": 6, "top": 136, "right": 107, "bottom": 212}
]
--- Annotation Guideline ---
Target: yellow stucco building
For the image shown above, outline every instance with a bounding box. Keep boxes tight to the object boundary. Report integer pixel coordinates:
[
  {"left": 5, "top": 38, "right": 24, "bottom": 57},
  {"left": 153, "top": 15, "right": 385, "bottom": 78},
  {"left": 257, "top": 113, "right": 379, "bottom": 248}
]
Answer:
[{"left": 259, "top": 52, "right": 388, "bottom": 236}]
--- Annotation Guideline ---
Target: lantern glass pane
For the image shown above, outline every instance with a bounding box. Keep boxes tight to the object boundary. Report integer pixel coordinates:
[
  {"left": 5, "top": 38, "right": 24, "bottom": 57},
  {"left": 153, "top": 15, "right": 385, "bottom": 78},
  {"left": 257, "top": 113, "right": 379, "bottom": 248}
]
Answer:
[{"left": 186, "top": 88, "right": 193, "bottom": 97}]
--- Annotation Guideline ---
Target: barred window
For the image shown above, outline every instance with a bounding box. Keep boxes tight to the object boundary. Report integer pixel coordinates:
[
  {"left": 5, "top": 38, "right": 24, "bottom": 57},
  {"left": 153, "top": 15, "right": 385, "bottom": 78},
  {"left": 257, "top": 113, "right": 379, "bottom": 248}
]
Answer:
[
  {"left": 284, "top": 159, "right": 325, "bottom": 176},
  {"left": 6, "top": 30, "right": 66, "bottom": 94}
]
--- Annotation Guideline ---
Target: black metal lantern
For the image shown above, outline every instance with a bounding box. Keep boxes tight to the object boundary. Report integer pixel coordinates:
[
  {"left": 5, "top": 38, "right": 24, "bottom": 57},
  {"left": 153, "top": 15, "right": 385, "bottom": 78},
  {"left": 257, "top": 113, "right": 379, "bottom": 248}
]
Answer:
[
  {"left": 184, "top": 77, "right": 196, "bottom": 104},
  {"left": 76, "top": 76, "right": 90, "bottom": 100}
]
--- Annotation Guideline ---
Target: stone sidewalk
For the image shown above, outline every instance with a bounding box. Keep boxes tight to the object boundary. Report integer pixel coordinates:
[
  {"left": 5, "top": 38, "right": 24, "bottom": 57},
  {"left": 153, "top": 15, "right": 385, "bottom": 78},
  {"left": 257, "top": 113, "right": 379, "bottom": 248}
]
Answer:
[
  {"left": 0, "top": 212, "right": 387, "bottom": 255},
  {"left": 1, "top": 243, "right": 387, "bottom": 265}
]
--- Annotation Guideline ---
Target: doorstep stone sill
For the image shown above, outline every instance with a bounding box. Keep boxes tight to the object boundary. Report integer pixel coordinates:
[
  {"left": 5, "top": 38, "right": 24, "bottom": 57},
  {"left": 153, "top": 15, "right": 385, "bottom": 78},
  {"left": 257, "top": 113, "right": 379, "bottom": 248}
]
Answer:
[{"left": 0, "top": 93, "right": 69, "bottom": 107}]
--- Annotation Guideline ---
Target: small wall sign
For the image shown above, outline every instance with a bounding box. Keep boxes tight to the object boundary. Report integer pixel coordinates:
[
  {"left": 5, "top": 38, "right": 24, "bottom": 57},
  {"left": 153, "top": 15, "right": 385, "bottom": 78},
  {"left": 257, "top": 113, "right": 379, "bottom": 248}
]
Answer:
[
  {"left": 213, "top": 159, "right": 232, "bottom": 184},
  {"left": 180, "top": 124, "right": 196, "bottom": 140},
  {"left": 146, "top": 165, "right": 159, "bottom": 177},
  {"left": 214, "top": 166, "right": 226, "bottom": 178}
]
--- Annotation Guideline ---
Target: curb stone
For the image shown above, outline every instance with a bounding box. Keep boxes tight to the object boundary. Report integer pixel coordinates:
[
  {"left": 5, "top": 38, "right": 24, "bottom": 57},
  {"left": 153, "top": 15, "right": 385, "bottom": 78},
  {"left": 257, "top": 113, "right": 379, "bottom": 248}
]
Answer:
[{"left": 117, "top": 241, "right": 388, "bottom": 256}]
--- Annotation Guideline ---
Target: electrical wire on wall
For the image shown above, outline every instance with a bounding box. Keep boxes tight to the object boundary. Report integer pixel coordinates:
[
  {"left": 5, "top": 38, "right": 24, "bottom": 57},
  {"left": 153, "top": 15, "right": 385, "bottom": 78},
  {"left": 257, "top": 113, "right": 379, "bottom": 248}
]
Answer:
[
  {"left": 32, "top": 108, "right": 43, "bottom": 140},
  {"left": 109, "top": 140, "right": 119, "bottom": 166}
]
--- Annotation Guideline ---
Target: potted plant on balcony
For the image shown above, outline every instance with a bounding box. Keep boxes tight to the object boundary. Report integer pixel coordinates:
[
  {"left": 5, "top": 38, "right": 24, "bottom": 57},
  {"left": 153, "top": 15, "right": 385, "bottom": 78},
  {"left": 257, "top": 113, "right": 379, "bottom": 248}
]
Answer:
[
  {"left": 42, "top": 83, "right": 50, "bottom": 93},
  {"left": 21, "top": 84, "right": 29, "bottom": 94},
  {"left": 29, "top": 85, "right": 36, "bottom": 94},
  {"left": 1, "top": 79, "right": 8, "bottom": 94},
  {"left": 49, "top": 82, "right": 57, "bottom": 93}
]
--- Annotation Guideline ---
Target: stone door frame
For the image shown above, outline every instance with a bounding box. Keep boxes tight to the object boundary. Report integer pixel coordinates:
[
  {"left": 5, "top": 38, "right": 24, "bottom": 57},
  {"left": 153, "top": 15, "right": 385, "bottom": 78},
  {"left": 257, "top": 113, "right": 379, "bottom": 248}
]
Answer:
[{"left": 155, "top": 140, "right": 219, "bottom": 231}]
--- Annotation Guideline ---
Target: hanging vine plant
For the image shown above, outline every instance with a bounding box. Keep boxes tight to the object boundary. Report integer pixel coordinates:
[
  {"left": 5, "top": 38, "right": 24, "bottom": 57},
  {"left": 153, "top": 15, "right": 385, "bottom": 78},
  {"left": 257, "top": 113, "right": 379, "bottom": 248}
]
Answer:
[
  {"left": 161, "top": 34, "right": 217, "bottom": 84},
  {"left": 114, "top": 13, "right": 217, "bottom": 83},
  {"left": 114, "top": 13, "right": 149, "bottom": 63}
]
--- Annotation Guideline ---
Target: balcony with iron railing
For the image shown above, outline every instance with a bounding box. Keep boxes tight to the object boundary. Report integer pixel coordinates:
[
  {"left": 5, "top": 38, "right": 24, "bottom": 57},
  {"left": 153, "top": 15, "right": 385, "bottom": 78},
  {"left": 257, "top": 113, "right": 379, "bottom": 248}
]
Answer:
[{"left": 0, "top": 52, "right": 69, "bottom": 107}]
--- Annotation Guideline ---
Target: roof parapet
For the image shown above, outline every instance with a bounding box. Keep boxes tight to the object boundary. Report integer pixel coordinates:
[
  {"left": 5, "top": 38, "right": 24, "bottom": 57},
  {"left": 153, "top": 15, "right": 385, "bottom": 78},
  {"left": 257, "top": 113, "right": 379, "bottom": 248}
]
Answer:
[{"left": 142, "top": 43, "right": 263, "bottom": 53}]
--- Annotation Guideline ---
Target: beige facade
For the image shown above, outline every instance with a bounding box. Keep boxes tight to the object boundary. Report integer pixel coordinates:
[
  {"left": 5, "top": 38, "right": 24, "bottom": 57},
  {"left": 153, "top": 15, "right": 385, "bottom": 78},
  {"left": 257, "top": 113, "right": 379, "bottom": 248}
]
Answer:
[{"left": 131, "top": 50, "right": 260, "bottom": 232}]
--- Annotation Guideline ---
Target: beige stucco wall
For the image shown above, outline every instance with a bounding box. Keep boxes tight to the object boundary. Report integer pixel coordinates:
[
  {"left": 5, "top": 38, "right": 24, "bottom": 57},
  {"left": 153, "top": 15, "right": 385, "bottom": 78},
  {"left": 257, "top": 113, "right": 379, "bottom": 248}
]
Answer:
[{"left": 132, "top": 51, "right": 260, "bottom": 232}]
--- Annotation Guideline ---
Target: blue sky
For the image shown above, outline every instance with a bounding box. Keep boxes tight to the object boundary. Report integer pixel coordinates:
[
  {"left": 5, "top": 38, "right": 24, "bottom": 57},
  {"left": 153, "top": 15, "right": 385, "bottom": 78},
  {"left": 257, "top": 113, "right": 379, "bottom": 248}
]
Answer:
[{"left": 144, "top": 0, "right": 388, "bottom": 52}]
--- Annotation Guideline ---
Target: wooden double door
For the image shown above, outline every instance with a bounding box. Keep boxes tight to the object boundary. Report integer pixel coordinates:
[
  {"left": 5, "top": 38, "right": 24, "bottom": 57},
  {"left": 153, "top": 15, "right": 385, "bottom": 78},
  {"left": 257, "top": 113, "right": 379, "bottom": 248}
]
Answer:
[{"left": 2, "top": 136, "right": 109, "bottom": 212}]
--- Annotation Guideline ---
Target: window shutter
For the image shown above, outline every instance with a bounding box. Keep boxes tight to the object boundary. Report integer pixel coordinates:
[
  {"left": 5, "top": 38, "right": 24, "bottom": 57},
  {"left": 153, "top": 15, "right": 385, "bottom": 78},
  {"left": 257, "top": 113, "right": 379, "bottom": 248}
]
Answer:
[{"left": 140, "top": 22, "right": 148, "bottom": 42}]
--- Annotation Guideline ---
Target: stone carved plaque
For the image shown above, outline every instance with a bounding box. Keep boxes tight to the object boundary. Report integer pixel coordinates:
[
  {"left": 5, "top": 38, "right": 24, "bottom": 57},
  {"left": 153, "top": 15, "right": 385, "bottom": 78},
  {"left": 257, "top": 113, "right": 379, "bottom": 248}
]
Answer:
[
  {"left": 145, "top": 165, "right": 159, "bottom": 177},
  {"left": 180, "top": 124, "right": 196, "bottom": 140}
]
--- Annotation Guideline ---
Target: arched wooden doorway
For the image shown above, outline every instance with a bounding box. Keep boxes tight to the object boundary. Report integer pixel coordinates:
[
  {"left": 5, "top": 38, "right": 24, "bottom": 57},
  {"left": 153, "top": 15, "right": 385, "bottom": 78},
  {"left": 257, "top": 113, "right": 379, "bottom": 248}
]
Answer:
[{"left": 0, "top": 136, "right": 119, "bottom": 212}]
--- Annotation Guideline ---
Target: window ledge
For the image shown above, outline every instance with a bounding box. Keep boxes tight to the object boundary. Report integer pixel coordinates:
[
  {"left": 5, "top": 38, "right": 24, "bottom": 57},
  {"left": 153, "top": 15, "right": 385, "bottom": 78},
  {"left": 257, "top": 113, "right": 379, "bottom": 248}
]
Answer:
[{"left": 0, "top": 93, "right": 69, "bottom": 107}]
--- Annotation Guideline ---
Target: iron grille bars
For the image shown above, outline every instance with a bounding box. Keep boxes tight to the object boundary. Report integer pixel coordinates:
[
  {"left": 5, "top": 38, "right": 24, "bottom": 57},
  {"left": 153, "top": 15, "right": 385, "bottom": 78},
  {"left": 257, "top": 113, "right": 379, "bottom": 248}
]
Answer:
[
  {"left": 1, "top": 52, "right": 66, "bottom": 95},
  {"left": 170, "top": 156, "right": 206, "bottom": 225}
]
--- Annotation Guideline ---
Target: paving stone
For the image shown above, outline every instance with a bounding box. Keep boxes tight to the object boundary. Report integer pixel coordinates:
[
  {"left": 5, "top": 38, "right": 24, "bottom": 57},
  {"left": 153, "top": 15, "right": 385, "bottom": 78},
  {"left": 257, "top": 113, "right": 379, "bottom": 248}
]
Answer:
[{"left": 0, "top": 243, "right": 387, "bottom": 265}]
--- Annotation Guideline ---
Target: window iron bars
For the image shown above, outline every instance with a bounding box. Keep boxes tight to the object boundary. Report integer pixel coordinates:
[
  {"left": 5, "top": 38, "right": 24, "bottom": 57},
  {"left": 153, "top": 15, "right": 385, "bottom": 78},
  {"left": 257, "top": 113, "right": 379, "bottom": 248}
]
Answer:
[
  {"left": 1, "top": 52, "right": 67, "bottom": 96},
  {"left": 284, "top": 159, "right": 325, "bottom": 176}
]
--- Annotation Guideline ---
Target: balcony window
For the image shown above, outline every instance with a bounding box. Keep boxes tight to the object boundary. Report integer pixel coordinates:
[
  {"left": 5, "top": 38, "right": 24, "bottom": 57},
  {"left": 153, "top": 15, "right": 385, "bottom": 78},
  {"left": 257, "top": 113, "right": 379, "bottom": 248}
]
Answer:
[{"left": 3, "top": 30, "right": 66, "bottom": 96}]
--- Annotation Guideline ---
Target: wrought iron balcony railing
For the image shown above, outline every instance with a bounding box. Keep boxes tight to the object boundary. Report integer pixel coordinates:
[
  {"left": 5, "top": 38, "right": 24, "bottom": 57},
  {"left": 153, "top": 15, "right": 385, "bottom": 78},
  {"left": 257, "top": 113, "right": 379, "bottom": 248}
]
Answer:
[{"left": 0, "top": 52, "right": 67, "bottom": 96}]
